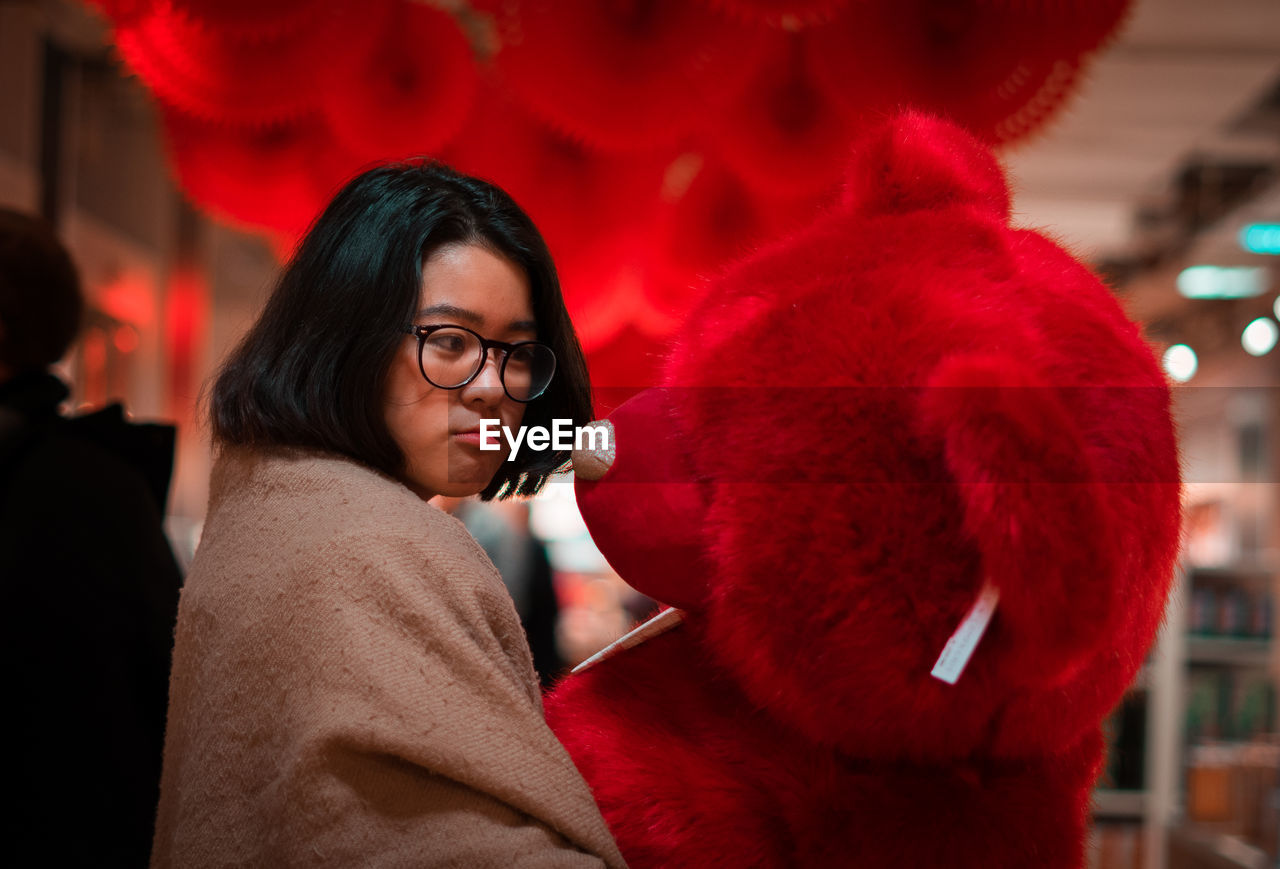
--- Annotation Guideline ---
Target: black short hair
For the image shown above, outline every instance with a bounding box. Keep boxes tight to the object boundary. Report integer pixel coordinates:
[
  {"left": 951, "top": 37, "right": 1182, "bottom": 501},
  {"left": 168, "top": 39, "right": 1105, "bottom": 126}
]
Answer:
[
  {"left": 209, "top": 160, "right": 593, "bottom": 500},
  {"left": 0, "top": 208, "right": 83, "bottom": 373}
]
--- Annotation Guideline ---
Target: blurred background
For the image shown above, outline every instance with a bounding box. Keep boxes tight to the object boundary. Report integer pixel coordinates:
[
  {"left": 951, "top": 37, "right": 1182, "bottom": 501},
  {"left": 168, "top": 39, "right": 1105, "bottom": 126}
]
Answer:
[{"left": 0, "top": 0, "right": 1277, "bottom": 866}]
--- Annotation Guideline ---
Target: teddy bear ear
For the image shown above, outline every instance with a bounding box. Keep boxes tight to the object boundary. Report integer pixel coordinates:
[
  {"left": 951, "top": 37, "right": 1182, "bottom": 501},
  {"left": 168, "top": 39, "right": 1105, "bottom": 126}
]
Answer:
[
  {"left": 916, "top": 350, "right": 1121, "bottom": 681},
  {"left": 841, "top": 111, "right": 1011, "bottom": 221}
]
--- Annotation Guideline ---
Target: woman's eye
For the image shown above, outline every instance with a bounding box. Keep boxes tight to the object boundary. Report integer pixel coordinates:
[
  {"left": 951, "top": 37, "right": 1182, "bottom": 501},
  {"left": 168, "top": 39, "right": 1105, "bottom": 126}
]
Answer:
[
  {"left": 426, "top": 334, "right": 467, "bottom": 354},
  {"left": 506, "top": 347, "right": 534, "bottom": 371}
]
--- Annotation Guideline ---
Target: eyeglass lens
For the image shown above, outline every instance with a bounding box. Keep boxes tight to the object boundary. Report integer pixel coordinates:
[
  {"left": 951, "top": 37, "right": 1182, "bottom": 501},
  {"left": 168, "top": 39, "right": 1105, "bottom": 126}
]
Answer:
[{"left": 420, "top": 327, "right": 554, "bottom": 401}]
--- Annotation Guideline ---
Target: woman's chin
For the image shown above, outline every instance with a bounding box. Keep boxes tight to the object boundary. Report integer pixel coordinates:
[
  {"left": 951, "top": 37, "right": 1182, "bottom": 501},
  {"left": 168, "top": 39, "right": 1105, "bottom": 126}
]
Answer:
[
  {"left": 404, "top": 475, "right": 482, "bottom": 501},
  {"left": 442, "top": 449, "right": 504, "bottom": 492},
  {"left": 399, "top": 447, "right": 506, "bottom": 500}
]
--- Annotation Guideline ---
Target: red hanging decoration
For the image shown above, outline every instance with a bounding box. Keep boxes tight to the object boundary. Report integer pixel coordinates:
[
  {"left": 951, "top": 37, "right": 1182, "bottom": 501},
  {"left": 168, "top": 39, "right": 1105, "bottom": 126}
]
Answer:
[
  {"left": 809, "top": 0, "right": 1132, "bottom": 145},
  {"left": 164, "top": 0, "right": 356, "bottom": 41},
  {"left": 700, "top": 0, "right": 852, "bottom": 26},
  {"left": 113, "top": 0, "right": 390, "bottom": 125},
  {"left": 973, "top": 0, "right": 1132, "bottom": 142},
  {"left": 807, "top": 3, "right": 947, "bottom": 129},
  {"left": 444, "top": 80, "right": 669, "bottom": 263},
  {"left": 442, "top": 80, "right": 677, "bottom": 349},
  {"left": 585, "top": 323, "right": 672, "bottom": 392},
  {"left": 475, "top": 0, "right": 765, "bottom": 151},
  {"left": 979, "top": 0, "right": 1133, "bottom": 56},
  {"left": 321, "top": 2, "right": 479, "bottom": 165},
  {"left": 101, "top": 0, "right": 1135, "bottom": 374},
  {"left": 654, "top": 158, "right": 827, "bottom": 292},
  {"left": 159, "top": 106, "right": 339, "bottom": 238},
  {"left": 703, "top": 30, "right": 851, "bottom": 198},
  {"left": 555, "top": 227, "right": 686, "bottom": 349},
  {"left": 82, "top": 0, "right": 153, "bottom": 26}
]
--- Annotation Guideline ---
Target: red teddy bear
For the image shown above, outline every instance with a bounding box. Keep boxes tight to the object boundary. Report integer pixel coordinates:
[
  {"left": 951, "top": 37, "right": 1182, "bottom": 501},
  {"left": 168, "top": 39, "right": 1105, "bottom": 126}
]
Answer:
[{"left": 546, "top": 111, "right": 1182, "bottom": 869}]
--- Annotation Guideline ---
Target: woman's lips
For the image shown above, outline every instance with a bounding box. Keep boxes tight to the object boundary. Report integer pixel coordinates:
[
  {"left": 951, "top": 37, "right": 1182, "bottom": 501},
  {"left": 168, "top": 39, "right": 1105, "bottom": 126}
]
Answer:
[{"left": 452, "top": 430, "right": 484, "bottom": 446}]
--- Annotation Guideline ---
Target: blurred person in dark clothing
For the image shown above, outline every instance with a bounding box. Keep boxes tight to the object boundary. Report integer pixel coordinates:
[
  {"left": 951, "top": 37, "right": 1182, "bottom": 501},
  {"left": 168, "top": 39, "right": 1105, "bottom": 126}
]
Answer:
[
  {"left": 0, "top": 208, "right": 182, "bottom": 867},
  {"left": 446, "top": 497, "right": 565, "bottom": 687}
]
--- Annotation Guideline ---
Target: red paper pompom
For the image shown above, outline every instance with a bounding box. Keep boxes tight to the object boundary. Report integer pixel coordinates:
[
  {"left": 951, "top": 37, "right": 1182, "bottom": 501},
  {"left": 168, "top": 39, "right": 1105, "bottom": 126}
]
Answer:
[
  {"left": 979, "top": 0, "right": 1132, "bottom": 56},
  {"left": 584, "top": 323, "right": 671, "bottom": 390},
  {"left": 165, "top": 0, "right": 348, "bottom": 41},
  {"left": 809, "top": 0, "right": 1131, "bottom": 144},
  {"left": 82, "top": 0, "right": 153, "bottom": 27},
  {"left": 113, "top": 0, "right": 390, "bottom": 125},
  {"left": 321, "top": 2, "right": 478, "bottom": 165},
  {"left": 655, "top": 157, "right": 829, "bottom": 288},
  {"left": 700, "top": 0, "right": 852, "bottom": 26},
  {"left": 306, "top": 138, "right": 375, "bottom": 210},
  {"left": 962, "top": 54, "right": 1085, "bottom": 143},
  {"left": 444, "top": 80, "right": 670, "bottom": 256},
  {"left": 702, "top": 30, "right": 851, "bottom": 197},
  {"left": 159, "top": 105, "right": 337, "bottom": 236},
  {"left": 557, "top": 227, "right": 685, "bottom": 348},
  {"left": 971, "top": 0, "right": 1132, "bottom": 142},
  {"left": 475, "top": 0, "right": 765, "bottom": 151},
  {"left": 442, "top": 79, "right": 675, "bottom": 340}
]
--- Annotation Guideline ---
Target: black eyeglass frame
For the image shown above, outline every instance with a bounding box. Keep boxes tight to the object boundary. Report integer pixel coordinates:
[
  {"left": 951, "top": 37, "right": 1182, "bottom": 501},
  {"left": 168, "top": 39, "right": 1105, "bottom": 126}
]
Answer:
[{"left": 401, "top": 324, "right": 557, "bottom": 403}]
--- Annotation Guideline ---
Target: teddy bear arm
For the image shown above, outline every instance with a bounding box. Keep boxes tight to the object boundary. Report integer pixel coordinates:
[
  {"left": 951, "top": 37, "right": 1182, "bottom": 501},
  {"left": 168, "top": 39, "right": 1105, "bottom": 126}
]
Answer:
[{"left": 546, "top": 631, "right": 798, "bottom": 868}]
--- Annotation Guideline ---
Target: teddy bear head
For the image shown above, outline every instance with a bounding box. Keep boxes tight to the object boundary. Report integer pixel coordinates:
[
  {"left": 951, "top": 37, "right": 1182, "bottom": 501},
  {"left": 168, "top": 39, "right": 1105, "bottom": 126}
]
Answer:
[{"left": 574, "top": 111, "right": 1182, "bottom": 762}]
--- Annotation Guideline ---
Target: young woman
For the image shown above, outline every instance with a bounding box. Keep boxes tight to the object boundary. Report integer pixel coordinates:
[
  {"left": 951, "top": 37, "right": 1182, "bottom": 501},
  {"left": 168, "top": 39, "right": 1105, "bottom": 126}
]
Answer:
[{"left": 151, "top": 163, "right": 625, "bottom": 868}]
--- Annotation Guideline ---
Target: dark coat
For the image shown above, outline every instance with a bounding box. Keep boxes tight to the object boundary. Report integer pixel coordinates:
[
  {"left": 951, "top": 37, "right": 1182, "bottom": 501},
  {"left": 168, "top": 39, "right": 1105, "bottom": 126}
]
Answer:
[{"left": 1, "top": 373, "right": 182, "bottom": 867}]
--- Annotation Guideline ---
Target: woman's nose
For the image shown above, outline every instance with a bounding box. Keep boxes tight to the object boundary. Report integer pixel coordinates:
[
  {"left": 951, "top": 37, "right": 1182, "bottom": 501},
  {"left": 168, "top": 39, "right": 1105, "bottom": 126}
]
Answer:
[{"left": 463, "top": 349, "right": 506, "bottom": 402}]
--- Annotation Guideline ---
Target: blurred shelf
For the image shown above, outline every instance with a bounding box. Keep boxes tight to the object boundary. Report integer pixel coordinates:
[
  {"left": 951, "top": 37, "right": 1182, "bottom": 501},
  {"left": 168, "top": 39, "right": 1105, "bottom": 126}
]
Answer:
[
  {"left": 1186, "top": 637, "right": 1273, "bottom": 667},
  {"left": 1187, "top": 563, "right": 1280, "bottom": 583},
  {"left": 1093, "top": 788, "right": 1148, "bottom": 820},
  {"left": 1190, "top": 563, "right": 1278, "bottom": 588},
  {"left": 1168, "top": 824, "right": 1272, "bottom": 869}
]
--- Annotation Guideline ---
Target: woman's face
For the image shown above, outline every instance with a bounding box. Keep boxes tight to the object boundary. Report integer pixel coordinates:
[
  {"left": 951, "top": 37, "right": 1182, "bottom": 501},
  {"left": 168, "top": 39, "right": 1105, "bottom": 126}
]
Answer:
[{"left": 384, "top": 241, "right": 534, "bottom": 500}]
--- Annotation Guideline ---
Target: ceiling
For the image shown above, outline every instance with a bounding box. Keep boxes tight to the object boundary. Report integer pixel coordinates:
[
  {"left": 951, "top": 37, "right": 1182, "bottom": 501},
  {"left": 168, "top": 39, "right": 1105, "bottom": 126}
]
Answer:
[{"left": 1004, "top": 0, "right": 1280, "bottom": 266}]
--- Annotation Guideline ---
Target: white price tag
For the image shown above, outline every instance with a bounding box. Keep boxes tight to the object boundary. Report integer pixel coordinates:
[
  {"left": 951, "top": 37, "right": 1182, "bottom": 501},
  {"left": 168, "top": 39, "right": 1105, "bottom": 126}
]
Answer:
[{"left": 930, "top": 579, "right": 1000, "bottom": 685}]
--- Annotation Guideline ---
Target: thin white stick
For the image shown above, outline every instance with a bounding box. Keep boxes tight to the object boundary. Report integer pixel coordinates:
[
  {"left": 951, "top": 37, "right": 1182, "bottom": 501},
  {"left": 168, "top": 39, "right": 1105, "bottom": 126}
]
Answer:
[{"left": 570, "top": 607, "right": 686, "bottom": 674}]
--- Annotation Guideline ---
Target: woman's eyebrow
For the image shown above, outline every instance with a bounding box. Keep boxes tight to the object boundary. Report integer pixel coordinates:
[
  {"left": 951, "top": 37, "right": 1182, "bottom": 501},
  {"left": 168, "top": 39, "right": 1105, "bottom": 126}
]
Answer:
[
  {"left": 418, "top": 303, "right": 482, "bottom": 324},
  {"left": 420, "top": 306, "right": 536, "bottom": 335}
]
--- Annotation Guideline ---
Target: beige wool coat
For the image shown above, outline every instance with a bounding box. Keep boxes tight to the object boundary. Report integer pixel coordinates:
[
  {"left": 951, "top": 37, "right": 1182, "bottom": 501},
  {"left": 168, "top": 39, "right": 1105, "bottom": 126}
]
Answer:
[{"left": 151, "top": 447, "right": 626, "bottom": 868}]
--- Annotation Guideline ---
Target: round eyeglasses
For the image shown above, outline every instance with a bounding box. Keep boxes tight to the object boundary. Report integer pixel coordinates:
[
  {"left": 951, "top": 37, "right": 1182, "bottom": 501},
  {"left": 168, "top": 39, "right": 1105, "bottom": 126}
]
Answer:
[{"left": 402, "top": 324, "right": 556, "bottom": 403}]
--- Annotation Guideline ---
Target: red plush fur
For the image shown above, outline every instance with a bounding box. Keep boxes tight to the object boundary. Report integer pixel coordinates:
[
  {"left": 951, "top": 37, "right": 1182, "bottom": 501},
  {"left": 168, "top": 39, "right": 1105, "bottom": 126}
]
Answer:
[{"left": 546, "top": 112, "right": 1182, "bottom": 868}]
